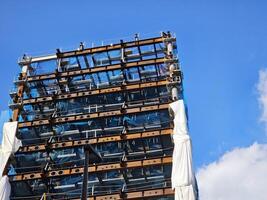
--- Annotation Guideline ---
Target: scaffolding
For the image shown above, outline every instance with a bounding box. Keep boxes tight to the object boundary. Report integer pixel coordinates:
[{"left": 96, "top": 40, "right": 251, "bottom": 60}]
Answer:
[{"left": 7, "top": 31, "right": 182, "bottom": 199}]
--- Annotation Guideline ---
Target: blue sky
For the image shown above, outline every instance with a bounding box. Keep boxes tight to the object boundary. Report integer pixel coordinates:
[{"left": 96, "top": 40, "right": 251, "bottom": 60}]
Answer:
[{"left": 0, "top": 0, "right": 267, "bottom": 169}]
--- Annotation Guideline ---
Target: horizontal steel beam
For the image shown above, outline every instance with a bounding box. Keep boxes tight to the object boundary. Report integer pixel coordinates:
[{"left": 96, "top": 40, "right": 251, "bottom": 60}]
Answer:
[
  {"left": 22, "top": 80, "right": 169, "bottom": 106},
  {"left": 57, "top": 37, "right": 168, "bottom": 59},
  {"left": 30, "top": 54, "right": 57, "bottom": 63},
  {"left": 27, "top": 58, "right": 167, "bottom": 83},
  {"left": 10, "top": 156, "right": 172, "bottom": 182},
  {"left": 18, "top": 36, "right": 166, "bottom": 65},
  {"left": 18, "top": 102, "right": 170, "bottom": 128},
  {"left": 18, "top": 128, "right": 172, "bottom": 153},
  {"left": 14, "top": 187, "right": 174, "bottom": 200},
  {"left": 73, "top": 187, "right": 174, "bottom": 200}
]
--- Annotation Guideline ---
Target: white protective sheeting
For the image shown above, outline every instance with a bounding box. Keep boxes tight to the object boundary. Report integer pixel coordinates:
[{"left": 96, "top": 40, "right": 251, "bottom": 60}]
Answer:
[
  {"left": 0, "top": 121, "right": 21, "bottom": 200},
  {"left": 170, "top": 100, "right": 198, "bottom": 200},
  {"left": 0, "top": 176, "right": 11, "bottom": 200},
  {"left": 2, "top": 122, "right": 21, "bottom": 153},
  {"left": 0, "top": 121, "right": 21, "bottom": 176}
]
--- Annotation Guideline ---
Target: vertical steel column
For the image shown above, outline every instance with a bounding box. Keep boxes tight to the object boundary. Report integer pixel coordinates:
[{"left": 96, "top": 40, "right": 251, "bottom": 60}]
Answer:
[
  {"left": 120, "top": 40, "right": 126, "bottom": 63},
  {"left": 165, "top": 32, "right": 179, "bottom": 101},
  {"left": 81, "top": 145, "right": 90, "bottom": 200},
  {"left": 12, "top": 57, "right": 29, "bottom": 121}
]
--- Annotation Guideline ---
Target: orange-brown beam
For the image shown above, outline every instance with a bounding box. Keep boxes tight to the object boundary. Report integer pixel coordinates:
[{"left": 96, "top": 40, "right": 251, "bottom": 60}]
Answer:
[
  {"left": 22, "top": 80, "right": 169, "bottom": 105},
  {"left": 18, "top": 128, "right": 173, "bottom": 153},
  {"left": 10, "top": 156, "right": 172, "bottom": 182},
  {"left": 12, "top": 74, "right": 26, "bottom": 121},
  {"left": 37, "top": 188, "right": 174, "bottom": 200},
  {"left": 57, "top": 37, "right": 169, "bottom": 59},
  {"left": 27, "top": 58, "right": 167, "bottom": 82},
  {"left": 71, "top": 187, "right": 174, "bottom": 200},
  {"left": 18, "top": 103, "right": 169, "bottom": 128}
]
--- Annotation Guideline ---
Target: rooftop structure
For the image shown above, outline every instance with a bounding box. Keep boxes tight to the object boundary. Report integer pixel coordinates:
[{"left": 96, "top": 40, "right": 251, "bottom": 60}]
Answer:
[{"left": 6, "top": 32, "right": 182, "bottom": 199}]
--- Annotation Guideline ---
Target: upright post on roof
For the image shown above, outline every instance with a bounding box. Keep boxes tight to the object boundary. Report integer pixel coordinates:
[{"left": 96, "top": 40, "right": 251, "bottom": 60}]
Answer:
[
  {"left": 12, "top": 55, "right": 30, "bottom": 121},
  {"left": 81, "top": 145, "right": 90, "bottom": 200},
  {"left": 120, "top": 40, "right": 126, "bottom": 63},
  {"left": 164, "top": 31, "right": 180, "bottom": 101}
]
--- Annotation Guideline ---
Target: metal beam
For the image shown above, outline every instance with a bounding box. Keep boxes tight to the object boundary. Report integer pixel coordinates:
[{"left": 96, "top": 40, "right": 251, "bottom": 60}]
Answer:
[
  {"left": 18, "top": 54, "right": 57, "bottom": 65},
  {"left": 17, "top": 187, "right": 174, "bottom": 200},
  {"left": 21, "top": 80, "right": 169, "bottom": 106},
  {"left": 12, "top": 74, "right": 26, "bottom": 121},
  {"left": 82, "top": 144, "right": 102, "bottom": 200},
  {"left": 18, "top": 128, "right": 172, "bottom": 153},
  {"left": 18, "top": 37, "right": 169, "bottom": 66},
  {"left": 10, "top": 156, "right": 172, "bottom": 182},
  {"left": 18, "top": 103, "right": 170, "bottom": 128},
  {"left": 82, "top": 146, "right": 89, "bottom": 200},
  {"left": 27, "top": 58, "right": 167, "bottom": 83},
  {"left": 57, "top": 37, "right": 169, "bottom": 59},
  {"left": 73, "top": 187, "right": 174, "bottom": 200}
]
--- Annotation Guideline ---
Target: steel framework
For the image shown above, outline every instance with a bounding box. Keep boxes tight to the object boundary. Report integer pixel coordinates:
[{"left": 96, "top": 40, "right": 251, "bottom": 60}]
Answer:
[{"left": 7, "top": 31, "right": 182, "bottom": 200}]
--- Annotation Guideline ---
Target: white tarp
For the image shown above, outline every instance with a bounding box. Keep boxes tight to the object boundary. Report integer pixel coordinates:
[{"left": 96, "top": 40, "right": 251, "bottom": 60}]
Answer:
[
  {"left": 0, "top": 176, "right": 10, "bottom": 200},
  {"left": 0, "top": 121, "right": 21, "bottom": 200},
  {"left": 170, "top": 100, "right": 198, "bottom": 200}
]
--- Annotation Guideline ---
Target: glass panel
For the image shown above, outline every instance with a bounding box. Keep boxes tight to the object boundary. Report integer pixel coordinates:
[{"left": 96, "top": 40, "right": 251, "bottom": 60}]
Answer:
[
  {"left": 30, "top": 59, "right": 57, "bottom": 76},
  {"left": 125, "top": 67, "right": 140, "bottom": 82},
  {"left": 77, "top": 56, "right": 88, "bottom": 69},
  {"left": 140, "top": 44, "right": 156, "bottom": 60},
  {"left": 93, "top": 52, "right": 109, "bottom": 66},
  {"left": 108, "top": 50, "right": 121, "bottom": 64}
]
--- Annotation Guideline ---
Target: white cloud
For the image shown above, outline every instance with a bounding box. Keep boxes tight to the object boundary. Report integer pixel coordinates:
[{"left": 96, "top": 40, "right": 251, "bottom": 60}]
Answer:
[
  {"left": 195, "top": 69, "right": 267, "bottom": 199},
  {"left": 196, "top": 143, "right": 267, "bottom": 200},
  {"left": 257, "top": 68, "right": 267, "bottom": 130}
]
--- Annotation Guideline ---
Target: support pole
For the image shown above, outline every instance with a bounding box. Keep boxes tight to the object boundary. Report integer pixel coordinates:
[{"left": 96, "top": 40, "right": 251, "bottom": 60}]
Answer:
[
  {"left": 81, "top": 145, "right": 90, "bottom": 200},
  {"left": 165, "top": 32, "right": 179, "bottom": 101}
]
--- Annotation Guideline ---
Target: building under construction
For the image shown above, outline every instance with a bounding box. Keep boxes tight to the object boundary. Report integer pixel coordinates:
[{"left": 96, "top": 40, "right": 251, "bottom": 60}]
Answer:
[{"left": 6, "top": 32, "right": 184, "bottom": 199}]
